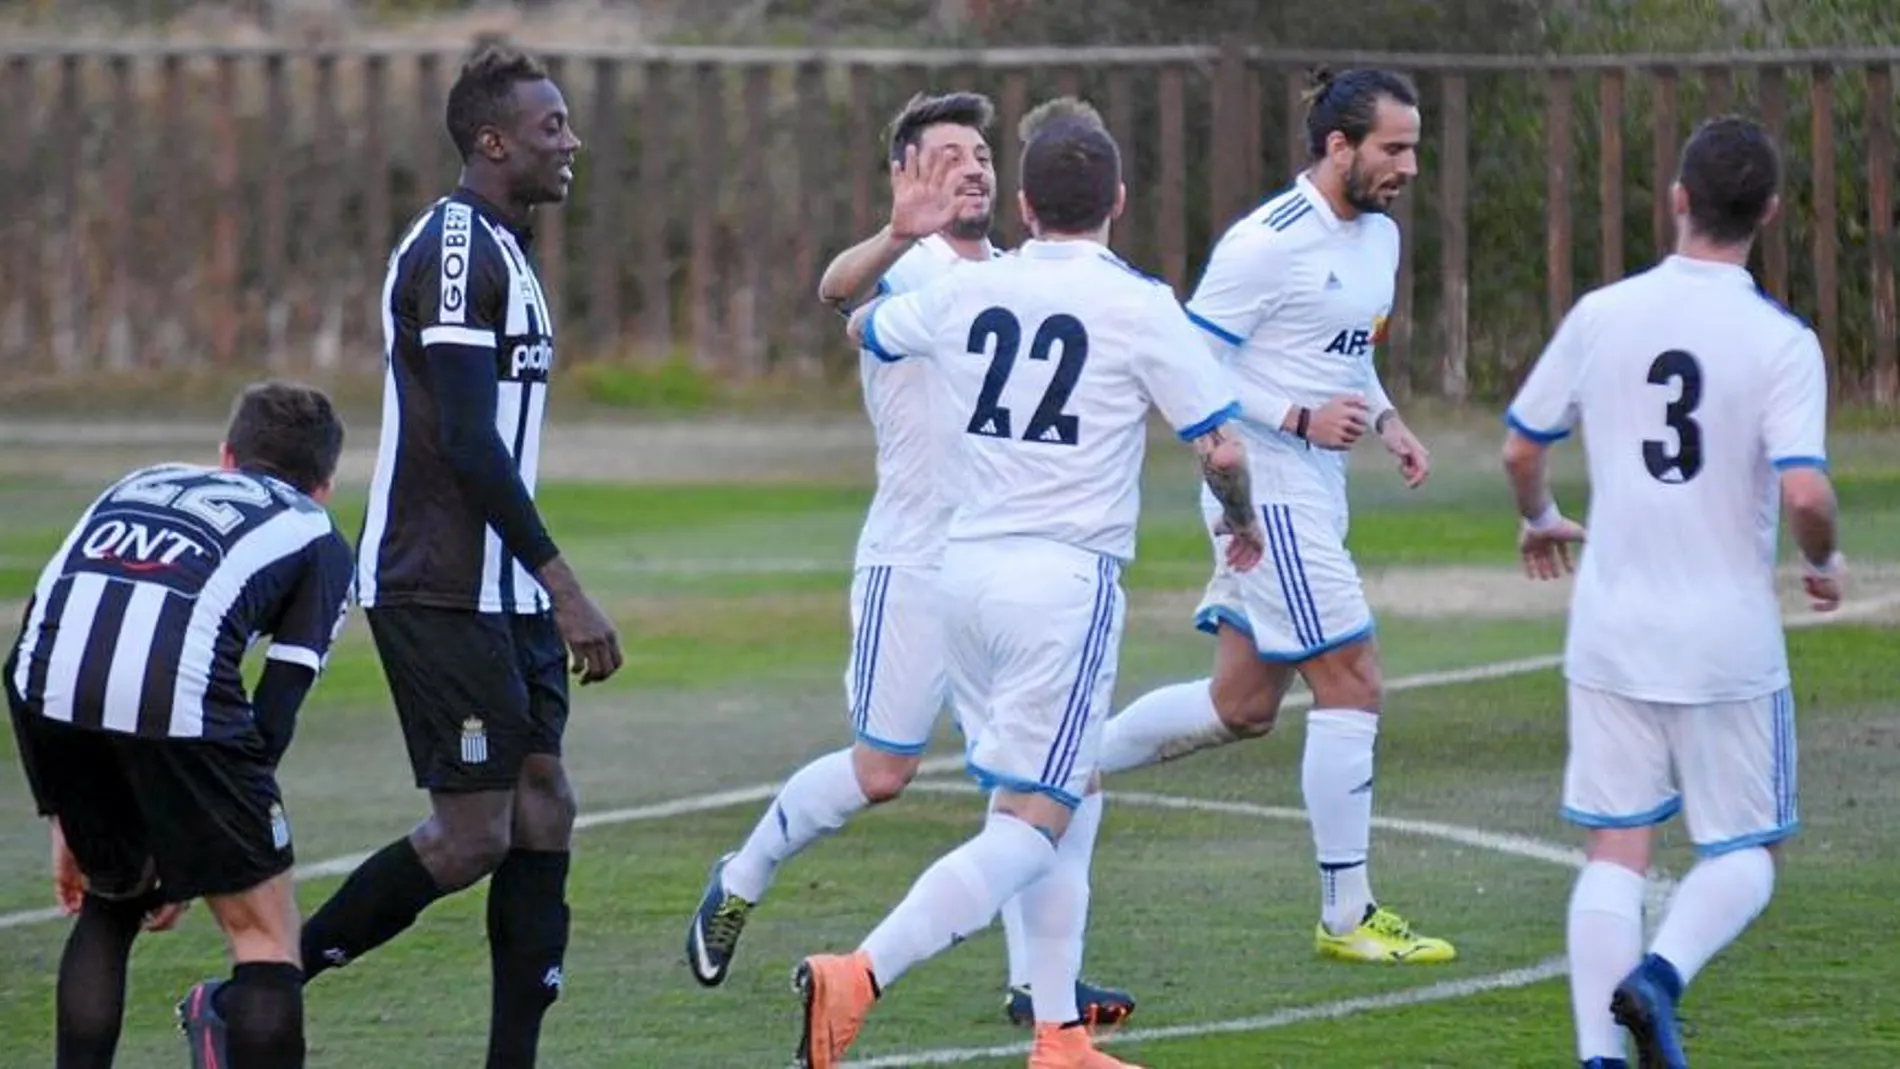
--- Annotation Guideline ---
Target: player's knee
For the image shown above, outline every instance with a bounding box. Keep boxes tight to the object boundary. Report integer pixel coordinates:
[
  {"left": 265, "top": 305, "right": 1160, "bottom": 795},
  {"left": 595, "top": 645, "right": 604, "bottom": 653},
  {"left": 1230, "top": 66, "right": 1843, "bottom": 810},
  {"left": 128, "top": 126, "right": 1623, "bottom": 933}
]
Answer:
[
  {"left": 1583, "top": 827, "right": 1652, "bottom": 873},
  {"left": 449, "top": 831, "right": 513, "bottom": 888},
  {"left": 1209, "top": 664, "right": 1283, "bottom": 735},
  {"left": 418, "top": 811, "right": 514, "bottom": 890},
  {"left": 1211, "top": 677, "right": 1280, "bottom": 736},
  {"left": 1308, "top": 646, "right": 1384, "bottom": 712},
  {"left": 518, "top": 758, "right": 579, "bottom": 835},
  {"left": 852, "top": 748, "right": 920, "bottom": 803}
]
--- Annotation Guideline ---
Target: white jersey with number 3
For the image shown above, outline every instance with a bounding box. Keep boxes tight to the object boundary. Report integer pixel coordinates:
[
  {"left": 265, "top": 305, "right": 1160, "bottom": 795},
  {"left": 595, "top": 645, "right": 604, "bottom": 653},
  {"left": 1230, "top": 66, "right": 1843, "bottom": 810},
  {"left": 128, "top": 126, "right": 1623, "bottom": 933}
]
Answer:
[
  {"left": 1506, "top": 255, "right": 1829, "bottom": 703},
  {"left": 861, "top": 239, "right": 1240, "bottom": 562}
]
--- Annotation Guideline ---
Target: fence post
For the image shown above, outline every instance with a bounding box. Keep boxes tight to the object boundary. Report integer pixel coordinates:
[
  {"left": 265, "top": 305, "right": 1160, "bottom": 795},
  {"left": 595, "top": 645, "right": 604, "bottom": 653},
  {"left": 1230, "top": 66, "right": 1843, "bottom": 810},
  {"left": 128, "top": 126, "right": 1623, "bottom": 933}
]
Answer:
[
  {"left": 1650, "top": 65, "right": 1678, "bottom": 256},
  {"left": 588, "top": 56, "right": 624, "bottom": 358},
  {"left": 1437, "top": 71, "right": 1469, "bottom": 401},
  {"left": 105, "top": 54, "right": 136, "bottom": 371},
  {"left": 1597, "top": 69, "right": 1624, "bottom": 286},
  {"left": 1869, "top": 62, "right": 1896, "bottom": 404},
  {"left": 1758, "top": 65, "right": 1789, "bottom": 300},
  {"left": 1545, "top": 67, "right": 1574, "bottom": 332},
  {"left": 1157, "top": 65, "right": 1186, "bottom": 292},
  {"left": 210, "top": 54, "right": 240, "bottom": 371},
  {"left": 637, "top": 59, "right": 675, "bottom": 359},
  {"left": 1809, "top": 63, "right": 1840, "bottom": 397}
]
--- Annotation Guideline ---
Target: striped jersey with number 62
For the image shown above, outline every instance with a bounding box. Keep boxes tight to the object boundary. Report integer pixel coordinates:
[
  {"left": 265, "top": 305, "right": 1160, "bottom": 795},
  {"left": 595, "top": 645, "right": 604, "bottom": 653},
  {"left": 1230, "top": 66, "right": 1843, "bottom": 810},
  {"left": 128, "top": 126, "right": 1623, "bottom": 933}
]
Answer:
[
  {"left": 1506, "top": 255, "right": 1829, "bottom": 703},
  {"left": 357, "top": 192, "right": 557, "bottom": 615},
  {"left": 7, "top": 463, "right": 354, "bottom": 742},
  {"left": 860, "top": 239, "right": 1240, "bottom": 562}
]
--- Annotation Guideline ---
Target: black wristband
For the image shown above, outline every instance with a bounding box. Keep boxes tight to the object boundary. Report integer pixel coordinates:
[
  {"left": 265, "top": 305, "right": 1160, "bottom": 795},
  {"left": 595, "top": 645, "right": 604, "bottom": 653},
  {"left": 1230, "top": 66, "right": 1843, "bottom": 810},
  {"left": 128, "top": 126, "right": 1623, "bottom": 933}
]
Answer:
[{"left": 1295, "top": 406, "right": 1311, "bottom": 441}]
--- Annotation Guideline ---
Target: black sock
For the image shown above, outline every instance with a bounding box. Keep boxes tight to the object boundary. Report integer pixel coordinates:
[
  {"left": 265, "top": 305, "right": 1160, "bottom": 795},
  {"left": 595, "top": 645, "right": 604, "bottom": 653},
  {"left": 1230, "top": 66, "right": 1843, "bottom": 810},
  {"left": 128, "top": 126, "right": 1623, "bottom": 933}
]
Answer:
[
  {"left": 298, "top": 837, "right": 443, "bottom": 983},
  {"left": 219, "top": 961, "right": 305, "bottom": 1069},
  {"left": 484, "top": 849, "right": 571, "bottom": 1069},
  {"left": 55, "top": 892, "right": 151, "bottom": 1069}
]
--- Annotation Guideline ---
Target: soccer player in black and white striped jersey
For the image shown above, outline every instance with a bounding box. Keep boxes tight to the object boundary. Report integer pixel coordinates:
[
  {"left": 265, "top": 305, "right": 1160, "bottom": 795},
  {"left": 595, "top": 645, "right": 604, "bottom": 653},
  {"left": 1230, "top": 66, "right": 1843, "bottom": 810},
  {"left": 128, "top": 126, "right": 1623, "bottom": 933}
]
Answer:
[
  {"left": 293, "top": 43, "right": 621, "bottom": 1069},
  {"left": 7, "top": 381, "right": 353, "bottom": 1069}
]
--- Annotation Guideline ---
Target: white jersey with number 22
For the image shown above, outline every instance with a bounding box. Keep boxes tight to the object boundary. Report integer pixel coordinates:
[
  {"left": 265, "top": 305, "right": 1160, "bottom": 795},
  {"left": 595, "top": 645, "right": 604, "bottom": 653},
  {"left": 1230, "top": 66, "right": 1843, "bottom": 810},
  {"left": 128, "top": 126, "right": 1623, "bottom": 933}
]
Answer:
[{"left": 860, "top": 239, "right": 1240, "bottom": 563}]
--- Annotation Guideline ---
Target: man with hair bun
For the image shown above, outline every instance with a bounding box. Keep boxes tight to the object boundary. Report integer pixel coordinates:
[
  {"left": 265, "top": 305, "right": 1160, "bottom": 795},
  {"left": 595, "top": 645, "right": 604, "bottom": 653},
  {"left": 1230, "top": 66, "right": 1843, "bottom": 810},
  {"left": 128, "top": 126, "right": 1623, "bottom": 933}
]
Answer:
[{"left": 1097, "top": 66, "right": 1457, "bottom": 968}]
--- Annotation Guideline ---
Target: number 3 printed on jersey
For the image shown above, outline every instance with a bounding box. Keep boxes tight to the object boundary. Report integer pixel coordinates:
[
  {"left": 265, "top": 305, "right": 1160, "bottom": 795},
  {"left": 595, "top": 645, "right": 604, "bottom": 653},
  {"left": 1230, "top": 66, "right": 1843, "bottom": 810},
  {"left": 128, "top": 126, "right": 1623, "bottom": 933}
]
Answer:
[
  {"left": 1642, "top": 348, "right": 1703, "bottom": 483},
  {"left": 965, "top": 306, "right": 1089, "bottom": 446}
]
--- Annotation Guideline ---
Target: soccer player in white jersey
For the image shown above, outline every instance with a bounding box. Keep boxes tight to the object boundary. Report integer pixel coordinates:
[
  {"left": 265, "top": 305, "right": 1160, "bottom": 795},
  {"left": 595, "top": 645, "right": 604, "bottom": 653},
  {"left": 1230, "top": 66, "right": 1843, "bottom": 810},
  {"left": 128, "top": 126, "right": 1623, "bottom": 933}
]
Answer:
[
  {"left": 1504, "top": 116, "right": 1842, "bottom": 1069},
  {"left": 791, "top": 114, "right": 1264, "bottom": 1069},
  {"left": 1094, "top": 67, "right": 1454, "bottom": 964},
  {"left": 685, "top": 91, "right": 1134, "bottom": 1028}
]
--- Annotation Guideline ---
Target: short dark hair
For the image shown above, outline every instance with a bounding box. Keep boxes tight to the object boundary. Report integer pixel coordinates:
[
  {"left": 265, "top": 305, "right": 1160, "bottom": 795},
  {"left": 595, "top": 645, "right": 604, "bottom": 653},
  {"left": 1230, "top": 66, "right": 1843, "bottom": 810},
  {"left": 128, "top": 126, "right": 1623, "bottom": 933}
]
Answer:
[
  {"left": 887, "top": 91, "right": 995, "bottom": 164},
  {"left": 1303, "top": 66, "right": 1419, "bottom": 160},
  {"left": 1021, "top": 117, "right": 1121, "bottom": 234},
  {"left": 446, "top": 42, "right": 550, "bottom": 160},
  {"left": 1677, "top": 115, "right": 1780, "bottom": 245},
  {"left": 225, "top": 381, "right": 345, "bottom": 495},
  {"left": 1018, "top": 95, "right": 1105, "bottom": 145}
]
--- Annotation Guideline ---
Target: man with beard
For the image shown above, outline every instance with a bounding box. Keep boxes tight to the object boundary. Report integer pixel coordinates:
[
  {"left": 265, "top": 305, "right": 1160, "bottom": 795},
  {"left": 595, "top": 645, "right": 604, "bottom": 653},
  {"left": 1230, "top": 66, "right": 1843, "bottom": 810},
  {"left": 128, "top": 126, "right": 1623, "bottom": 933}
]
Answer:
[
  {"left": 685, "top": 91, "right": 1136, "bottom": 1031},
  {"left": 1094, "top": 67, "right": 1458, "bottom": 967}
]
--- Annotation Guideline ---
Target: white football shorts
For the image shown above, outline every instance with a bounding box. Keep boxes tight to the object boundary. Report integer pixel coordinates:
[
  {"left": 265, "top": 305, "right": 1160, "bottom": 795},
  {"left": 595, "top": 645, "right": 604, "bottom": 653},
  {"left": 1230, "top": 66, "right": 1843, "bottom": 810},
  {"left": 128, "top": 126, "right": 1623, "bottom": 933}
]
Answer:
[
  {"left": 939, "top": 537, "right": 1125, "bottom": 809},
  {"left": 843, "top": 564, "right": 949, "bottom": 756},
  {"left": 1562, "top": 682, "right": 1800, "bottom": 856},
  {"left": 1193, "top": 500, "right": 1374, "bottom": 661}
]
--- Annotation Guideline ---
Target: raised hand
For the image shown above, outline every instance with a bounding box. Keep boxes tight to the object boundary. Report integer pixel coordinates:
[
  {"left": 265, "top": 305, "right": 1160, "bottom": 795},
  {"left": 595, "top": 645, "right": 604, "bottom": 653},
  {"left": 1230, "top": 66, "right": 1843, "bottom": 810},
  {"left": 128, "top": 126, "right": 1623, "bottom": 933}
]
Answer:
[{"left": 889, "top": 143, "right": 963, "bottom": 242}]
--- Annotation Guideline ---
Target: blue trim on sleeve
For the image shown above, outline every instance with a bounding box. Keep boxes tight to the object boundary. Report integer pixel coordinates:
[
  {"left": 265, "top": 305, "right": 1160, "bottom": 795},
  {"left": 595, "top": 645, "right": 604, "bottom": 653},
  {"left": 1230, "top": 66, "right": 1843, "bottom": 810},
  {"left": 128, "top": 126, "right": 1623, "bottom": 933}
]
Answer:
[
  {"left": 861, "top": 307, "right": 902, "bottom": 363},
  {"left": 874, "top": 277, "right": 892, "bottom": 297},
  {"left": 1176, "top": 401, "right": 1241, "bottom": 441},
  {"left": 1752, "top": 281, "right": 1811, "bottom": 328},
  {"left": 1504, "top": 410, "right": 1571, "bottom": 444},
  {"left": 1187, "top": 311, "right": 1245, "bottom": 347},
  {"left": 1771, "top": 455, "right": 1829, "bottom": 473}
]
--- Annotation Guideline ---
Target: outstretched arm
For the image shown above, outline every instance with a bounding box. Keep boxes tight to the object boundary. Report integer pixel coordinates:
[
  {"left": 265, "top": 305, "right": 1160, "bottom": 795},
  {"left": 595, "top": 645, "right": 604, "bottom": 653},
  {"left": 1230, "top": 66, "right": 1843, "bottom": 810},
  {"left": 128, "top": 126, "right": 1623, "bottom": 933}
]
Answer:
[{"left": 819, "top": 143, "right": 964, "bottom": 313}]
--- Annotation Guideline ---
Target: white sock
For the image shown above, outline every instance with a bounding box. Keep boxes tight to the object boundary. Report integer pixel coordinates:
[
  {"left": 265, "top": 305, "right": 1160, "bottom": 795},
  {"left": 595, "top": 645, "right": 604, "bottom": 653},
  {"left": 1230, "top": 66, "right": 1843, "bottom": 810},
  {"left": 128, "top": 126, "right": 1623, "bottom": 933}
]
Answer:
[
  {"left": 1567, "top": 860, "right": 1646, "bottom": 1062},
  {"left": 860, "top": 813, "right": 1055, "bottom": 991},
  {"left": 1649, "top": 846, "right": 1776, "bottom": 988},
  {"left": 1304, "top": 708, "right": 1379, "bottom": 934},
  {"left": 1013, "top": 793, "right": 1103, "bottom": 1023},
  {"left": 1098, "top": 680, "right": 1235, "bottom": 774},
  {"left": 1000, "top": 895, "right": 1031, "bottom": 988},
  {"left": 723, "top": 748, "right": 868, "bottom": 903}
]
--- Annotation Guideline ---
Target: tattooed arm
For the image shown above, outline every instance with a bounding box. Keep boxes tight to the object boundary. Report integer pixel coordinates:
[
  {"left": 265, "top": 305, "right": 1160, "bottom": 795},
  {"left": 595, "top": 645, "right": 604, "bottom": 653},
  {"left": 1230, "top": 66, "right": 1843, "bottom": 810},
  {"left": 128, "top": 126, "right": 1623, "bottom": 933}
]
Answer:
[
  {"left": 1195, "top": 425, "right": 1253, "bottom": 531},
  {"left": 1192, "top": 425, "right": 1264, "bottom": 571}
]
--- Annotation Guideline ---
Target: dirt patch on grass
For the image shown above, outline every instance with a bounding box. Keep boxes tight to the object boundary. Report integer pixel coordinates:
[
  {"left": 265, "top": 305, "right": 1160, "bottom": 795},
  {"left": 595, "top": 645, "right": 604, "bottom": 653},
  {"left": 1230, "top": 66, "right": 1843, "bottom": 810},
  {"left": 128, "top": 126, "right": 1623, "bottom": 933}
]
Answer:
[
  {"left": 1129, "top": 561, "right": 1900, "bottom": 627},
  {"left": 0, "top": 418, "right": 876, "bottom": 485},
  {"left": 1368, "top": 561, "right": 1900, "bottom": 622}
]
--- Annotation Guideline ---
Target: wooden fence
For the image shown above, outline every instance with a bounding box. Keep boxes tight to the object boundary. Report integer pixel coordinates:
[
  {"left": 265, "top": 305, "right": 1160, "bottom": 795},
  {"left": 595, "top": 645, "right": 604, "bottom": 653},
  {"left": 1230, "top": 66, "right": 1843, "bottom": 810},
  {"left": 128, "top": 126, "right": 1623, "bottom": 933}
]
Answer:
[{"left": 3, "top": 42, "right": 1896, "bottom": 402}]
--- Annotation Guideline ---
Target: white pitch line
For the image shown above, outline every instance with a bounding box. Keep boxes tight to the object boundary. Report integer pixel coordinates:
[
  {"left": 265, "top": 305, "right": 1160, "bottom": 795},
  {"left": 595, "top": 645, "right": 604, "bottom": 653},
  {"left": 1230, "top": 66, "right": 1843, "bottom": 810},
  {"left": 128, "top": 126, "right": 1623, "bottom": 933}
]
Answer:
[
  {"left": 0, "top": 594, "right": 1885, "bottom": 1059},
  {"left": 3, "top": 590, "right": 1887, "bottom": 935},
  {"left": 843, "top": 783, "right": 1647, "bottom": 1068},
  {"left": 840, "top": 958, "right": 1570, "bottom": 1068}
]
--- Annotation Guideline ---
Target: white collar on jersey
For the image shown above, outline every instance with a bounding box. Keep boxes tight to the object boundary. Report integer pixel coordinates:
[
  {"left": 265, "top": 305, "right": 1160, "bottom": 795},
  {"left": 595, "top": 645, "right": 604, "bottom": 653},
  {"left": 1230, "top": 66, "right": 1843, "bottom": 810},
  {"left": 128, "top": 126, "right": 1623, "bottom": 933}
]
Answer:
[
  {"left": 919, "top": 232, "right": 1000, "bottom": 262},
  {"left": 1660, "top": 253, "right": 1753, "bottom": 283},
  {"left": 1295, "top": 172, "right": 1344, "bottom": 232},
  {"left": 1016, "top": 237, "right": 1111, "bottom": 259}
]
